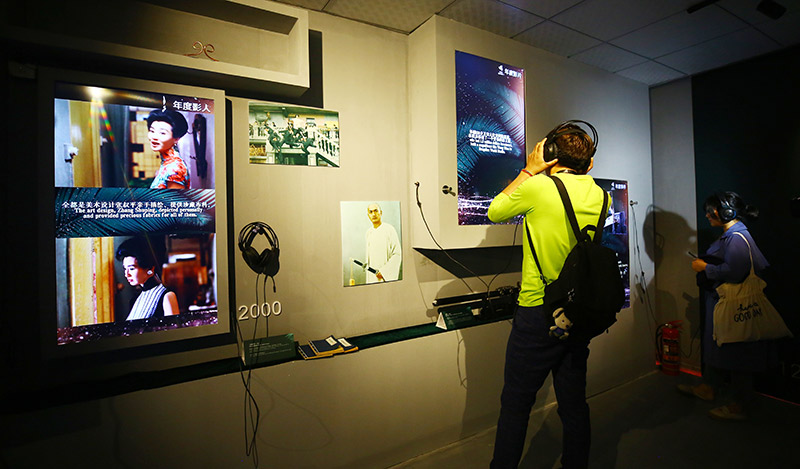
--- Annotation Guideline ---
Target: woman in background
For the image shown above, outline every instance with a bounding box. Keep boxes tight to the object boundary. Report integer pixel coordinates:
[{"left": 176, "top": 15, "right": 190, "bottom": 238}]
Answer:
[
  {"left": 147, "top": 108, "right": 190, "bottom": 189},
  {"left": 116, "top": 236, "right": 179, "bottom": 320},
  {"left": 680, "top": 191, "right": 776, "bottom": 420}
]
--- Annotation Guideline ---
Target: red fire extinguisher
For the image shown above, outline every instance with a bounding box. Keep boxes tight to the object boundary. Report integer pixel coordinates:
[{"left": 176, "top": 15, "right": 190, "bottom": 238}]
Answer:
[{"left": 656, "top": 320, "right": 682, "bottom": 376}]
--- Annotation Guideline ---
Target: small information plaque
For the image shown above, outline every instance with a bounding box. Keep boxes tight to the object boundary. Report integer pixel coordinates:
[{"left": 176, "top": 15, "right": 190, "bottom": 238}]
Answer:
[
  {"left": 243, "top": 333, "right": 296, "bottom": 366},
  {"left": 436, "top": 306, "right": 476, "bottom": 330}
]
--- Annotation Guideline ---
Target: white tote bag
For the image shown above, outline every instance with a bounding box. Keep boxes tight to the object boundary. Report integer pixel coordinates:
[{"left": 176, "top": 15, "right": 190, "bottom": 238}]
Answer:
[{"left": 712, "top": 232, "right": 793, "bottom": 346}]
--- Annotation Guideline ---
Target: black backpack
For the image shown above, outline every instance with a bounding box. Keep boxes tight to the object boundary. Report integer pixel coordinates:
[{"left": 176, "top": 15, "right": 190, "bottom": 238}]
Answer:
[{"left": 526, "top": 176, "right": 626, "bottom": 342}]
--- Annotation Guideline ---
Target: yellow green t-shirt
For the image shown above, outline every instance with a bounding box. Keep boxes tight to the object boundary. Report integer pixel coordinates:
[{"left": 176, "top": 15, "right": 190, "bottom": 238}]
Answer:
[{"left": 487, "top": 173, "right": 607, "bottom": 307}]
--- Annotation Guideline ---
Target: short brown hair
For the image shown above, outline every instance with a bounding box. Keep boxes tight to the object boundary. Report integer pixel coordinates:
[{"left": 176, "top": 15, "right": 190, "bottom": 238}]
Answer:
[{"left": 553, "top": 126, "right": 594, "bottom": 173}]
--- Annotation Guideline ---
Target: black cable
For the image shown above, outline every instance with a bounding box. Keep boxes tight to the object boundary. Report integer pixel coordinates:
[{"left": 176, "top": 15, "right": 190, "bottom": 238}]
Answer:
[
  {"left": 486, "top": 219, "right": 520, "bottom": 292},
  {"left": 484, "top": 219, "right": 521, "bottom": 316},
  {"left": 233, "top": 321, "right": 260, "bottom": 468},
  {"left": 268, "top": 276, "right": 275, "bottom": 338},
  {"left": 629, "top": 202, "right": 658, "bottom": 324},
  {"left": 631, "top": 203, "right": 700, "bottom": 362},
  {"left": 414, "top": 182, "right": 487, "bottom": 293},
  {"left": 630, "top": 202, "right": 668, "bottom": 367},
  {"left": 242, "top": 365, "right": 260, "bottom": 467},
  {"left": 232, "top": 272, "right": 273, "bottom": 469},
  {"left": 415, "top": 182, "right": 522, "bottom": 317},
  {"left": 234, "top": 219, "right": 281, "bottom": 467}
]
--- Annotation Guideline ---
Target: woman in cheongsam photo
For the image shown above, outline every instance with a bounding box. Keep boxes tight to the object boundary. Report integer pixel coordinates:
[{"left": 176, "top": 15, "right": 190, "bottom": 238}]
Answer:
[{"left": 147, "top": 108, "right": 190, "bottom": 189}]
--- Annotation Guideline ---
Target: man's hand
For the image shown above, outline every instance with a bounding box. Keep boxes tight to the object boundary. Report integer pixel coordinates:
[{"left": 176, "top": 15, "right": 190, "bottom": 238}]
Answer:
[
  {"left": 526, "top": 138, "right": 558, "bottom": 175},
  {"left": 500, "top": 138, "right": 558, "bottom": 196}
]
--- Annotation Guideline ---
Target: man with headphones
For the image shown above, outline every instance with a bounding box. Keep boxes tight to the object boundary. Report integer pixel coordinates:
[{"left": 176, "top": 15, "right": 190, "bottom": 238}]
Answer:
[{"left": 487, "top": 121, "right": 606, "bottom": 469}]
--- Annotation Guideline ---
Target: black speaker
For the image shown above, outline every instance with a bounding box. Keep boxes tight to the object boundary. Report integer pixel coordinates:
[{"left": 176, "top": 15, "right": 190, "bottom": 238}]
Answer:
[
  {"left": 543, "top": 120, "right": 598, "bottom": 163},
  {"left": 716, "top": 193, "right": 737, "bottom": 223},
  {"left": 238, "top": 222, "right": 280, "bottom": 277}
]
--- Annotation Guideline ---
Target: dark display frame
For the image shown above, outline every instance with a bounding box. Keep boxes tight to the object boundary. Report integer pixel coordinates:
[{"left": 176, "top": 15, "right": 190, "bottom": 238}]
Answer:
[{"left": 30, "top": 67, "right": 237, "bottom": 392}]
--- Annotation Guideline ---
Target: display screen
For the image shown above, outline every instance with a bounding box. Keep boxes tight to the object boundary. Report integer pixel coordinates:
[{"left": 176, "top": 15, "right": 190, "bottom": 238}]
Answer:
[
  {"left": 52, "top": 79, "right": 227, "bottom": 348},
  {"left": 455, "top": 51, "right": 526, "bottom": 225},
  {"left": 596, "top": 178, "right": 631, "bottom": 309}
]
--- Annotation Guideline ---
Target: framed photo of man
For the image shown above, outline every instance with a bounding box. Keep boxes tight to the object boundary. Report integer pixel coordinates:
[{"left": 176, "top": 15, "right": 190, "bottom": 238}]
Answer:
[{"left": 341, "top": 201, "right": 403, "bottom": 286}]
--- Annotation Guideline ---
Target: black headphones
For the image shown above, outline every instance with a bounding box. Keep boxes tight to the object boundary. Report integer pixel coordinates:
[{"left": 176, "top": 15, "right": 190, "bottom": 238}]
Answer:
[
  {"left": 543, "top": 120, "right": 598, "bottom": 165},
  {"left": 716, "top": 193, "right": 737, "bottom": 223},
  {"left": 238, "top": 222, "right": 280, "bottom": 277}
]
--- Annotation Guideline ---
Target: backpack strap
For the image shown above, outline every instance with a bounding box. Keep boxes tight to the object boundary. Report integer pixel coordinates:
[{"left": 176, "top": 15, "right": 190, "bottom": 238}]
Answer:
[
  {"left": 525, "top": 222, "right": 548, "bottom": 286},
  {"left": 549, "top": 175, "right": 608, "bottom": 245},
  {"left": 590, "top": 191, "right": 609, "bottom": 245}
]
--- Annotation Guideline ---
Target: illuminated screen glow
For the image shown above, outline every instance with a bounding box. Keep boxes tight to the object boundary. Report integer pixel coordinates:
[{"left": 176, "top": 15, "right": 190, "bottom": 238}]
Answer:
[
  {"left": 54, "top": 82, "right": 221, "bottom": 346},
  {"left": 455, "top": 51, "right": 526, "bottom": 225},
  {"left": 595, "top": 178, "right": 631, "bottom": 309}
]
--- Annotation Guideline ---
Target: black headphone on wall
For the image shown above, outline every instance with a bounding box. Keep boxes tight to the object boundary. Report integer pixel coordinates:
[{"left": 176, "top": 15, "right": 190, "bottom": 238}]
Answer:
[
  {"left": 238, "top": 221, "right": 280, "bottom": 278},
  {"left": 543, "top": 120, "right": 598, "bottom": 164},
  {"left": 716, "top": 193, "right": 737, "bottom": 223}
]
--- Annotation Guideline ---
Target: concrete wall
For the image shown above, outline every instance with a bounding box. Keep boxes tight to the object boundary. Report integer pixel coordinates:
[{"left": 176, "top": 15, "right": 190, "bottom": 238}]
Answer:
[{"left": 649, "top": 78, "right": 702, "bottom": 371}]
